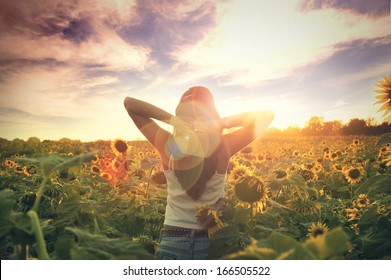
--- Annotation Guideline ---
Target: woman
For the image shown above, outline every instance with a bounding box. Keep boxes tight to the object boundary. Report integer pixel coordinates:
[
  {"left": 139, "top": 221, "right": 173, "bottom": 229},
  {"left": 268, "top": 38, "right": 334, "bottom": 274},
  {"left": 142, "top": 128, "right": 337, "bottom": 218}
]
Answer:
[{"left": 124, "top": 86, "right": 274, "bottom": 260}]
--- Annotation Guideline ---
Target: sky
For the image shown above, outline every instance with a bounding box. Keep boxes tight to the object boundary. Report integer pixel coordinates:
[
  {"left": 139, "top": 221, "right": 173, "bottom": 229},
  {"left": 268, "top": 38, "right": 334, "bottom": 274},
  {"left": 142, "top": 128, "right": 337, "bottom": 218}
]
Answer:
[{"left": 0, "top": 0, "right": 390, "bottom": 141}]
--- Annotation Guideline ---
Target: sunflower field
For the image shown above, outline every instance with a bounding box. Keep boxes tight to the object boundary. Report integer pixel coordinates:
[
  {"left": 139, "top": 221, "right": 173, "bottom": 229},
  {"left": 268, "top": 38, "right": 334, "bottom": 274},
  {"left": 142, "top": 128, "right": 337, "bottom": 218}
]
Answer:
[
  {"left": 1, "top": 132, "right": 390, "bottom": 260},
  {"left": 1, "top": 75, "right": 391, "bottom": 260}
]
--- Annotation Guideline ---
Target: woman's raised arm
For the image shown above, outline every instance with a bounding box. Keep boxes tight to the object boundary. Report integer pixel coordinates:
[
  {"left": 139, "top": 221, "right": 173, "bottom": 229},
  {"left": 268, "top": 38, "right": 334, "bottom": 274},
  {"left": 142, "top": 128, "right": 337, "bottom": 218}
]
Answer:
[
  {"left": 222, "top": 110, "right": 274, "bottom": 156},
  {"left": 123, "top": 97, "right": 176, "bottom": 162}
]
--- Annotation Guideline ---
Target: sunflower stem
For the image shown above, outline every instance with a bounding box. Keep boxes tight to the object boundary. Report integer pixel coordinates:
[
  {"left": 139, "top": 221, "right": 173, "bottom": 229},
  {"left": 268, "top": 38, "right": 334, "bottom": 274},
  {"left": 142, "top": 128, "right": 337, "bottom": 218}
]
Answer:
[
  {"left": 32, "top": 176, "right": 49, "bottom": 213},
  {"left": 250, "top": 202, "right": 254, "bottom": 233},
  {"left": 27, "top": 210, "right": 50, "bottom": 260}
]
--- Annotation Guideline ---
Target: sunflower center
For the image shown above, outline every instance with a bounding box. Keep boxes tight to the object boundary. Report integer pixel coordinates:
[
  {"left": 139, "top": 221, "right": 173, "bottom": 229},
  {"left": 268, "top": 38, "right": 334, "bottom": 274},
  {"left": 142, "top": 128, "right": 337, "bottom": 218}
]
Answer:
[
  {"left": 275, "top": 170, "right": 287, "bottom": 179},
  {"left": 312, "top": 228, "right": 325, "bottom": 238},
  {"left": 298, "top": 169, "right": 315, "bottom": 181},
  {"left": 115, "top": 140, "right": 128, "bottom": 153},
  {"left": 348, "top": 169, "right": 360, "bottom": 179},
  {"left": 234, "top": 176, "right": 266, "bottom": 203},
  {"left": 358, "top": 198, "right": 367, "bottom": 205}
]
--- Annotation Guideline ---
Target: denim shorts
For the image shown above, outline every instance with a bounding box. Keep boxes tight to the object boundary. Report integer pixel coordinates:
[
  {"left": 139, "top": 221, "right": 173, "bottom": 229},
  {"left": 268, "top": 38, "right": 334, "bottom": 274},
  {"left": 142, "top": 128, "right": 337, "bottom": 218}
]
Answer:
[{"left": 155, "top": 236, "right": 210, "bottom": 260}]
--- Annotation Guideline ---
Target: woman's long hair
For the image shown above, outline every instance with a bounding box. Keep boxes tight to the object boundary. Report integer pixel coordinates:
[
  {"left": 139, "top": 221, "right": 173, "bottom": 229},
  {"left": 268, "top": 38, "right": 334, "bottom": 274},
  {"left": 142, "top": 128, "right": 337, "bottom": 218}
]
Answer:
[{"left": 173, "top": 86, "right": 222, "bottom": 200}]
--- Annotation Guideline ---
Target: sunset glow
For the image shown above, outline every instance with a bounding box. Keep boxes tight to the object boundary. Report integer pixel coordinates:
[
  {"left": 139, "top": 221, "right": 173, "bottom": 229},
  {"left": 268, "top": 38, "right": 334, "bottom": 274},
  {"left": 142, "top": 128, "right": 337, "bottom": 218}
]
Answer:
[{"left": 0, "top": 0, "right": 390, "bottom": 141}]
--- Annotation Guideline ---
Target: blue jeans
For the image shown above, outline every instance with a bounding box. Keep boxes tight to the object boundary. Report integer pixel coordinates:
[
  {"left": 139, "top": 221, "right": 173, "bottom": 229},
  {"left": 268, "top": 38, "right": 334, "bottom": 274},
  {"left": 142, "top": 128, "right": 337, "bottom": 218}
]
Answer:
[{"left": 155, "top": 236, "right": 210, "bottom": 260}]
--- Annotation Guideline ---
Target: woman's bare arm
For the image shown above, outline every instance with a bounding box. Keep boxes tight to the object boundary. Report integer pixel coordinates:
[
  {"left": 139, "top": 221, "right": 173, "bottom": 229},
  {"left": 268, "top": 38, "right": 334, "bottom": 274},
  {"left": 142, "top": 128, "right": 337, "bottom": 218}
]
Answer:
[
  {"left": 124, "top": 97, "right": 174, "bottom": 125},
  {"left": 124, "top": 97, "right": 176, "bottom": 163},
  {"left": 222, "top": 110, "right": 274, "bottom": 156}
]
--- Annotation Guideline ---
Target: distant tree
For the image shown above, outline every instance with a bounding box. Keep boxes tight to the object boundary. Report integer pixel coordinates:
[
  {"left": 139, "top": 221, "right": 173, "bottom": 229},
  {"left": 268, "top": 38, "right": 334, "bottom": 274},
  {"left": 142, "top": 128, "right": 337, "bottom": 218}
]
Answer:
[
  {"left": 26, "top": 137, "right": 41, "bottom": 146},
  {"left": 284, "top": 126, "right": 301, "bottom": 137},
  {"left": 302, "top": 116, "right": 324, "bottom": 135},
  {"left": 0, "top": 137, "right": 9, "bottom": 146},
  {"left": 322, "top": 120, "right": 342, "bottom": 135},
  {"left": 342, "top": 118, "right": 367, "bottom": 135}
]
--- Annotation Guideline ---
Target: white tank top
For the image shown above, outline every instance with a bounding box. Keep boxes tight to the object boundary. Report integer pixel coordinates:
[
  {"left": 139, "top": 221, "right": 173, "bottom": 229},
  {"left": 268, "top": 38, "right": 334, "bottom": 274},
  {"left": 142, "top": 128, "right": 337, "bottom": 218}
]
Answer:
[{"left": 163, "top": 156, "right": 226, "bottom": 229}]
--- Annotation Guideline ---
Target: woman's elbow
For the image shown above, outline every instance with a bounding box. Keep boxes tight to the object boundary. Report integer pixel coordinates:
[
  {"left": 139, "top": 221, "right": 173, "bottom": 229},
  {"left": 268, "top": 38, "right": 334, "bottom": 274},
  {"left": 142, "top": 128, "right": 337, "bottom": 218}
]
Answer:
[{"left": 123, "top": 97, "right": 133, "bottom": 111}]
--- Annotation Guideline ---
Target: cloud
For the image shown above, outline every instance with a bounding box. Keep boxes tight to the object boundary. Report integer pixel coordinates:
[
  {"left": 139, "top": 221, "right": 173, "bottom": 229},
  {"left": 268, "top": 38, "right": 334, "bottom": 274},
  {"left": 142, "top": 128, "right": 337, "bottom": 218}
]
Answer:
[
  {"left": 298, "top": 35, "right": 391, "bottom": 90},
  {"left": 114, "top": 0, "right": 219, "bottom": 66},
  {"left": 171, "top": 0, "right": 390, "bottom": 87},
  {"left": 298, "top": 0, "right": 390, "bottom": 18},
  {"left": 0, "top": 0, "right": 149, "bottom": 72},
  {"left": 333, "top": 100, "right": 348, "bottom": 108},
  {"left": 0, "top": 106, "right": 82, "bottom": 140}
]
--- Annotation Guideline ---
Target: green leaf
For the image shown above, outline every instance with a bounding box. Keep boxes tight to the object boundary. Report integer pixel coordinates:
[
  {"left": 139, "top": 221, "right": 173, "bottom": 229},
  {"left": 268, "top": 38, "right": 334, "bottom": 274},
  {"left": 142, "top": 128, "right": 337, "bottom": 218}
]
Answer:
[
  {"left": 304, "top": 227, "right": 351, "bottom": 259},
  {"left": 0, "top": 190, "right": 15, "bottom": 218},
  {"left": 354, "top": 174, "right": 391, "bottom": 196},
  {"left": 224, "top": 232, "right": 316, "bottom": 260},
  {"left": 358, "top": 205, "right": 379, "bottom": 231},
  {"left": 361, "top": 231, "right": 391, "bottom": 258},
  {"left": 223, "top": 244, "right": 279, "bottom": 260},
  {"left": 290, "top": 173, "right": 306, "bottom": 188},
  {"left": 376, "top": 133, "right": 391, "bottom": 148},
  {"left": 14, "top": 151, "right": 99, "bottom": 177},
  {"left": 259, "top": 232, "right": 316, "bottom": 260},
  {"left": 56, "top": 151, "right": 99, "bottom": 171},
  {"left": 209, "top": 225, "right": 241, "bottom": 259},
  {"left": 65, "top": 227, "right": 152, "bottom": 260}
]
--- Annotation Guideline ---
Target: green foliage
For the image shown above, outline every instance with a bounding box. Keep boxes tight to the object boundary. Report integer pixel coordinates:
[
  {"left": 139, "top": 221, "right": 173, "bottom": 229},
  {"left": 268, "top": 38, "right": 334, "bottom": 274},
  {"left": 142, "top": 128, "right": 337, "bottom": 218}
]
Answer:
[
  {"left": 224, "top": 227, "right": 350, "bottom": 260},
  {"left": 355, "top": 174, "right": 391, "bottom": 196},
  {"left": 1, "top": 135, "right": 390, "bottom": 260},
  {"left": 376, "top": 133, "right": 391, "bottom": 148},
  {"left": 55, "top": 227, "right": 152, "bottom": 260}
]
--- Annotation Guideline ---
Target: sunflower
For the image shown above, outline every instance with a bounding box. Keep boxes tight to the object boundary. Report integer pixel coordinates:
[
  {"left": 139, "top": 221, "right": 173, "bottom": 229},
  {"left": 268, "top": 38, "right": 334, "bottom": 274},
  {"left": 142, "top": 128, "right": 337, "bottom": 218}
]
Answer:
[
  {"left": 196, "top": 204, "right": 224, "bottom": 237},
  {"left": 228, "top": 164, "right": 252, "bottom": 182},
  {"left": 233, "top": 175, "right": 268, "bottom": 212},
  {"left": 287, "top": 198, "right": 320, "bottom": 215},
  {"left": 332, "top": 163, "right": 343, "bottom": 172},
  {"left": 111, "top": 158, "right": 122, "bottom": 172},
  {"left": 90, "top": 165, "right": 100, "bottom": 174},
  {"left": 111, "top": 138, "right": 129, "bottom": 156},
  {"left": 100, "top": 171, "right": 113, "bottom": 181},
  {"left": 344, "top": 166, "right": 365, "bottom": 184},
  {"left": 292, "top": 150, "right": 300, "bottom": 157},
  {"left": 297, "top": 169, "right": 317, "bottom": 181},
  {"left": 91, "top": 154, "right": 100, "bottom": 164},
  {"left": 329, "top": 152, "right": 339, "bottom": 161},
  {"left": 274, "top": 169, "right": 288, "bottom": 180},
  {"left": 4, "top": 158, "right": 17, "bottom": 168},
  {"left": 345, "top": 208, "right": 359, "bottom": 220},
  {"left": 14, "top": 166, "right": 24, "bottom": 174},
  {"left": 138, "top": 151, "right": 145, "bottom": 159},
  {"left": 356, "top": 194, "right": 369, "bottom": 208},
  {"left": 374, "top": 74, "right": 391, "bottom": 122},
  {"left": 23, "top": 165, "right": 38, "bottom": 176},
  {"left": 311, "top": 163, "right": 323, "bottom": 174},
  {"left": 308, "top": 222, "right": 329, "bottom": 239},
  {"left": 384, "top": 154, "right": 391, "bottom": 167},
  {"left": 288, "top": 164, "right": 300, "bottom": 173},
  {"left": 352, "top": 139, "right": 362, "bottom": 146}
]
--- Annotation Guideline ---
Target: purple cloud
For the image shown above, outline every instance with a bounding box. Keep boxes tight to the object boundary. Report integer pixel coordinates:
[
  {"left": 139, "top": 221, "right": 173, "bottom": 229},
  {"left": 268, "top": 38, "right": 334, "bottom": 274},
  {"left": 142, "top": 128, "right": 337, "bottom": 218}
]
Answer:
[
  {"left": 115, "top": 0, "right": 218, "bottom": 66},
  {"left": 0, "top": 1, "right": 79, "bottom": 37},
  {"left": 298, "top": 0, "right": 390, "bottom": 18}
]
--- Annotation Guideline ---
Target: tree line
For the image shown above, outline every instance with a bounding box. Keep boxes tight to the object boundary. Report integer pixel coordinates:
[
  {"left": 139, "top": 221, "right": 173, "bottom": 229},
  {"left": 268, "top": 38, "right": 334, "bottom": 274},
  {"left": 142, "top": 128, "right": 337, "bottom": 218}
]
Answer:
[{"left": 268, "top": 116, "right": 391, "bottom": 136}]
